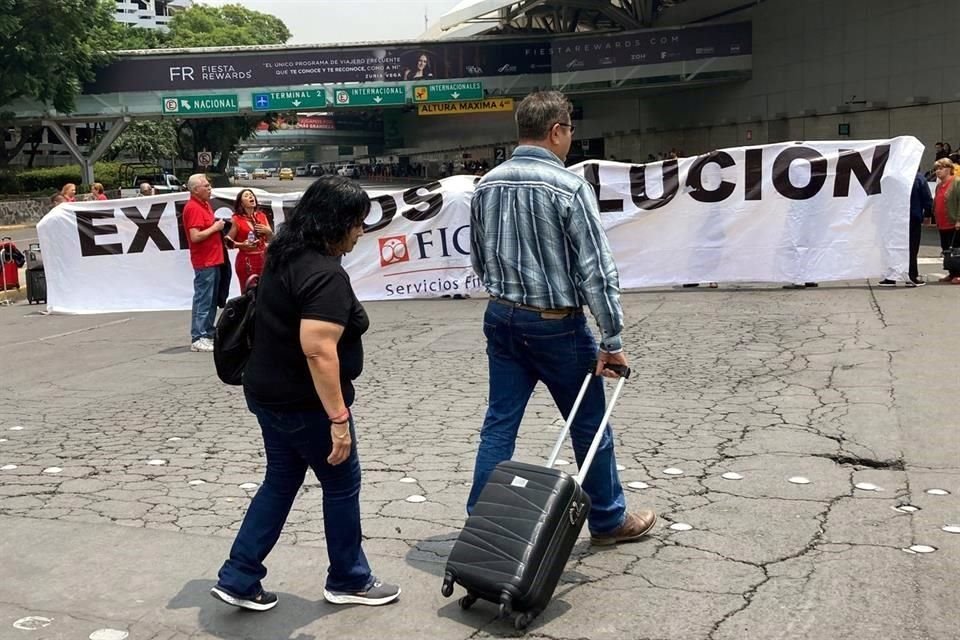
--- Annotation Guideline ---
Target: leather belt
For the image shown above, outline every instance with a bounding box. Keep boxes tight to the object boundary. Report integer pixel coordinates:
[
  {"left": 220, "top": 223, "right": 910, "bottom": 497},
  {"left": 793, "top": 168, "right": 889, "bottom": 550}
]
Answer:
[{"left": 490, "top": 296, "right": 583, "bottom": 319}]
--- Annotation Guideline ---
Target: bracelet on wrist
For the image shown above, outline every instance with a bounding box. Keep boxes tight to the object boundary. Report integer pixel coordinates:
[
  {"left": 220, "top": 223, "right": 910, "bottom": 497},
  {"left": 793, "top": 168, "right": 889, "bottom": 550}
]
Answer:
[{"left": 328, "top": 409, "right": 350, "bottom": 424}]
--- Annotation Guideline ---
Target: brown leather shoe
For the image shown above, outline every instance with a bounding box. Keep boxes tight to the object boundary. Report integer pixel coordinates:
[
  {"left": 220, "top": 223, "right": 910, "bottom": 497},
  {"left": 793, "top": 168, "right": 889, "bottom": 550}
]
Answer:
[{"left": 591, "top": 510, "right": 658, "bottom": 546}]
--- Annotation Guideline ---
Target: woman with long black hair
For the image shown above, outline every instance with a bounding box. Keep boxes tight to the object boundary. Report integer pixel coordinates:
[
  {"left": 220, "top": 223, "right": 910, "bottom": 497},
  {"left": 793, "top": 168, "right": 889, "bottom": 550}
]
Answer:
[
  {"left": 225, "top": 188, "right": 273, "bottom": 293},
  {"left": 211, "top": 176, "right": 400, "bottom": 611}
]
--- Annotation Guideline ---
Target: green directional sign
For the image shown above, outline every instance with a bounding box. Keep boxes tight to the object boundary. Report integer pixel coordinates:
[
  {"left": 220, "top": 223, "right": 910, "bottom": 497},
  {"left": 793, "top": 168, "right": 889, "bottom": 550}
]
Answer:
[
  {"left": 333, "top": 86, "right": 405, "bottom": 107},
  {"left": 252, "top": 89, "right": 327, "bottom": 111},
  {"left": 412, "top": 81, "right": 483, "bottom": 104},
  {"left": 162, "top": 94, "right": 238, "bottom": 115}
]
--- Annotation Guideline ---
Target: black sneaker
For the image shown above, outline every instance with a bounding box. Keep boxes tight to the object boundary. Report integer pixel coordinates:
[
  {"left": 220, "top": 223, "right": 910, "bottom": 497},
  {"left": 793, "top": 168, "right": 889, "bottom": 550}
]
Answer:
[
  {"left": 878, "top": 279, "right": 896, "bottom": 287},
  {"left": 210, "top": 585, "right": 278, "bottom": 611},
  {"left": 323, "top": 578, "right": 401, "bottom": 606},
  {"left": 906, "top": 278, "right": 926, "bottom": 288}
]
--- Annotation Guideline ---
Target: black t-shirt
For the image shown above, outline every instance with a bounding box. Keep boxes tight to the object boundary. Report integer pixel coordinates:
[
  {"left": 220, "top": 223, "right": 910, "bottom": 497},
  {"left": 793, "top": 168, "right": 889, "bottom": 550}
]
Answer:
[{"left": 243, "top": 249, "right": 369, "bottom": 410}]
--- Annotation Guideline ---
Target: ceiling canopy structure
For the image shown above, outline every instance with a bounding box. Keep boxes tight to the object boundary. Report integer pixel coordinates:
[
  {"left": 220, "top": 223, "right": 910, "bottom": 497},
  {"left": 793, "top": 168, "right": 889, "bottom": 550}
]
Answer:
[{"left": 420, "top": 0, "right": 763, "bottom": 39}]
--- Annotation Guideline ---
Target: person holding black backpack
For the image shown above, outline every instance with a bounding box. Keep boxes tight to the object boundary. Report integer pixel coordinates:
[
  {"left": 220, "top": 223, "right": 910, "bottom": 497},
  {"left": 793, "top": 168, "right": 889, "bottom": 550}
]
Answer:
[{"left": 210, "top": 176, "right": 401, "bottom": 612}]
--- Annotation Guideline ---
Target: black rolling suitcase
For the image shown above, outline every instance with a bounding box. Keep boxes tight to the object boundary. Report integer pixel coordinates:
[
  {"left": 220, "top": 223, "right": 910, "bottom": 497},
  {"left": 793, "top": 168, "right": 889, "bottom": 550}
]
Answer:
[
  {"left": 442, "top": 364, "right": 630, "bottom": 631},
  {"left": 25, "top": 243, "right": 46, "bottom": 305}
]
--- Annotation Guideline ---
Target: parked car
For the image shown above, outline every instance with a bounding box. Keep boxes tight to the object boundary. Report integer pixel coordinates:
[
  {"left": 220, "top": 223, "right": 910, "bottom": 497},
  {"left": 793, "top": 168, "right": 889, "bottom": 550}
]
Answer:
[
  {"left": 234, "top": 168, "right": 249, "bottom": 180},
  {"left": 308, "top": 163, "right": 323, "bottom": 176},
  {"left": 279, "top": 168, "right": 294, "bottom": 181},
  {"left": 295, "top": 166, "right": 308, "bottom": 177},
  {"left": 337, "top": 164, "right": 360, "bottom": 179},
  {"left": 252, "top": 168, "right": 268, "bottom": 179}
]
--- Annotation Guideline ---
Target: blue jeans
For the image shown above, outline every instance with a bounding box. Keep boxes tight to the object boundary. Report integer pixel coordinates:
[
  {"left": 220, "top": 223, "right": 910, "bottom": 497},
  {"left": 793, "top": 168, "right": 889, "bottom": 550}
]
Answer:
[
  {"left": 466, "top": 301, "right": 627, "bottom": 535},
  {"left": 190, "top": 266, "right": 219, "bottom": 342},
  {"left": 216, "top": 396, "right": 373, "bottom": 596}
]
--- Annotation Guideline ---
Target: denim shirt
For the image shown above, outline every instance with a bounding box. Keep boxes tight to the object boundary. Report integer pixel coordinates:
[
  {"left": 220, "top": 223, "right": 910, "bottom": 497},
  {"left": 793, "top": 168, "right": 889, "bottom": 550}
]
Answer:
[{"left": 470, "top": 145, "right": 624, "bottom": 352}]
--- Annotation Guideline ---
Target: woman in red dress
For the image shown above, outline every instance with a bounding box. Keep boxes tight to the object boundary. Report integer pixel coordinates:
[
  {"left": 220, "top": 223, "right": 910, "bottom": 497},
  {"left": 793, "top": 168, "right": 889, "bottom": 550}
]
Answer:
[{"left": 225, "top": 189, "right": 274, "bottom": 293}]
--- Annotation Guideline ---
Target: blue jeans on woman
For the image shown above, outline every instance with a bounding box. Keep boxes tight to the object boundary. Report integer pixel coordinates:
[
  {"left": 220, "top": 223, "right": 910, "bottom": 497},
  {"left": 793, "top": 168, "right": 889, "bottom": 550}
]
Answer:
[
  {"left": 216, "top": 396, "right": 373, "bottom": 597},
  {"left": 466, "top": 300, "right": 627, "bottom": 535}
]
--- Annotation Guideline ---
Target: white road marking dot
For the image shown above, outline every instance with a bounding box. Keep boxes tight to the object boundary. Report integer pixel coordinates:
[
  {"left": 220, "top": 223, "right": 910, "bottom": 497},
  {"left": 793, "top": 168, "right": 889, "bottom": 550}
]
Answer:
[
  {"left": 616, "top": 464, "right": 626, "bottom": 471},
  {"left": 89, "top": 629, "right": 129, "bottom": 640},
  {"left": 0, "top": 438, "right": 7, "bottom": 442},
  {"left": 907, "top": 545, "right": 936, "bottom": 554},
  {"left": 239, "top": 483, "right": 258, "bottom": 490},
  {"left": 942, "top": 525, "right": 960, "bottom": 534},
  {"left": 42, "top": 467, "right": 62, "bottom": 474},
  {"left": 225, "top": 498, "right": 234, "bottom": 503},
  {"left": 788, "top": 476, "right": 811, "bottom": 485},
  {"left": 399, "top": 477, "right": 418, "bottom": 484},
  {"left": 627, "top": 481, "right": 650, "bottom": 490},
  {"left": 146, "top": 459, "right": 167, "bottom": 466},
  {"left": 166, "top": 437, "right": 182, "bottom": 442},
  {"left": 721, "top": 472, "right": 744, "bottom": 480},
  {"left": 925, "top": 488, "right": 950, "bottom": 496},
  {"left": 554, "top": 459, "right": 570, "bottom": 466},
  {"left": 1, "top": 464, "right": 16, "bottom": 471},
  {"left": 406, "top": 495, "right": 427, "bottom": 503},
  {"left": 188, "top": 479, "right": 206, "bottom": 486},
  {"left": 892, "top": 504, "right": 920, "bottom": 513},
  {"left": 663, "top": 468, "right": 684, "bottom": 476},
  {"left": 9, "top": 426, "right": 24, "bottom": 431},
  {"left": 13, "top": 616, "right": 53, "bottom": 630},
  {"left": 669, "top": 523, "right": 693, "bottom": 531},
  {"left": 854, "top": 482, "right": 882, "bottom": 492}
]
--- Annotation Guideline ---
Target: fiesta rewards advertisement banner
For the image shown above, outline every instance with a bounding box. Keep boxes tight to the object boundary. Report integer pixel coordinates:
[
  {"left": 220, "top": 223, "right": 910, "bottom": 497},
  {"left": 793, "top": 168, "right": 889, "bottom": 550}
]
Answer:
[{"left": 37, "top": 138, "right": 922, "bottom": 314}]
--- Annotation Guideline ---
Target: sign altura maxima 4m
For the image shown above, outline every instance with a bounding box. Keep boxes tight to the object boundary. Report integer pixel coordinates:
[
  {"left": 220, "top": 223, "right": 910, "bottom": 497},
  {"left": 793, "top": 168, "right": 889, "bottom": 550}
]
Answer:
[{"left": 37, "top": 139, "right": 921, "bottom": 314}]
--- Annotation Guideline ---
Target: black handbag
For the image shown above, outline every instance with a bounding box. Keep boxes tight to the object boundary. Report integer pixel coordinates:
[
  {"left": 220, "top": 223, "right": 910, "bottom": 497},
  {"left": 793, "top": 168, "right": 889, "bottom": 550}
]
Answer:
[{"left": 944, "top": 231, "right": 960, "bottom": 273}]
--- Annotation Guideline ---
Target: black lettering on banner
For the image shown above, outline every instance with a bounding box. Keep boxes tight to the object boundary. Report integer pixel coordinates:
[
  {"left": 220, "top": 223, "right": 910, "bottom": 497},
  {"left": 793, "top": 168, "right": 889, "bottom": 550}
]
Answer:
[
  {"left": 172, "top": 202, "right": 190, "bottom": 250},
  {"left": 744, "top": 149, "right": 764, "bottom": 201},
  {"left": 413, "top": 230, "right": 433, "bottom": 258},
  {"left": 364, "top": 195, "right": 398, "bottom": 233},
  {"left": 401, "top": 181, "right": 444, "bottom": 221},
  {"left": 773, "top": 147, "right": 828, "bottom": 200},
  {"left": 629, "top": 160, "right": 679, "bottom": 209},
  {"left": 833, "top": 145, "right": 890, "bottom": 197},
  {"left": 687, "top": 151, "right": 736, "bottom": 203},
  {"left": 76, "top": 211, "right": 123, "bottom": 257},
  {"left": 583, "top": 162, "right": 623, "bottom": 212},
  {"left": 451, "top": 224, "right": 471, "bottom": 255},
  {"left": 122, "top": 204, "right": 174, "bottom": 253}
]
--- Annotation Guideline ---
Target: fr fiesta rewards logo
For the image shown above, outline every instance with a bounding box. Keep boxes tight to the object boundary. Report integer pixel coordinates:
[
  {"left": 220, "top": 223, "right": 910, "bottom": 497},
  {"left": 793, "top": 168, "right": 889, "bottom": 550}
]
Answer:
[{"left": 379, "top": 236, "right": 409, "bottom": 266}]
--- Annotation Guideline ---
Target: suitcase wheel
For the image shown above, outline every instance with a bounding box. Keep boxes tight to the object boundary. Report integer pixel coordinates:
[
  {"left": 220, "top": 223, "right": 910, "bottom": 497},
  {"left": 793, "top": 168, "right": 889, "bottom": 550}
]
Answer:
[
  {"left": 441, "top": 573, "right": 455, "bottom": 598},
  {"left": 498, "top": 592, "right": 513, "bottom": 618},
  {"left": 458, "top": 594, "right": 477, "bottom": 610},
  {"left": 514, "top": 612, "right": 535, "bottom": 631}
]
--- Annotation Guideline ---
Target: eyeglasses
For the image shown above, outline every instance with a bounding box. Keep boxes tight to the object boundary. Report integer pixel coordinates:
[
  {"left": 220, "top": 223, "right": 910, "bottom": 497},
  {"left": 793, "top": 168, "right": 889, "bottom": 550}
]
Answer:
[{"left": 555, "top": 122, "right": 576, "bottom": 134}]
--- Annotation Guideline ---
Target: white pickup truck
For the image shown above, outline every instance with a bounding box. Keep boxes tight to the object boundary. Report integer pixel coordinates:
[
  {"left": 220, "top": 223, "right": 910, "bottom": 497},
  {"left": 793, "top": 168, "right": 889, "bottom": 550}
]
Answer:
[{"left": 119, "top": 173, "right": 185, "bottom": 198}]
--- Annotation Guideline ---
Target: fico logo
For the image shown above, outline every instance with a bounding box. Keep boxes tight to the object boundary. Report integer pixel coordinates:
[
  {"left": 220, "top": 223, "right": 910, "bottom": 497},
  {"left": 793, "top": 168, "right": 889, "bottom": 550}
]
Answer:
[{"left": 379, "top": 235, "right": 409, "bottom": 266}]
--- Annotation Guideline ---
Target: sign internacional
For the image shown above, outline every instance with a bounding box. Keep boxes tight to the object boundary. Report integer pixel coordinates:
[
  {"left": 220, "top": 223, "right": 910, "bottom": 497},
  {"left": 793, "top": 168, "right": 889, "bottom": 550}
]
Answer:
[
  {"left": 162, "top": 94, "right": 238, "bottom": 115},
  {"left": 252, "top": 89, "right": 326, "bottom": 111},
  {"left": 413, "top": 81, "right": 483, "bottom": 103},
  {"left": 417, "top": 98, "right": 513, "bottom": 116},
  {"left": 334, "top": 86, "right": 405, "bottom": 107}
]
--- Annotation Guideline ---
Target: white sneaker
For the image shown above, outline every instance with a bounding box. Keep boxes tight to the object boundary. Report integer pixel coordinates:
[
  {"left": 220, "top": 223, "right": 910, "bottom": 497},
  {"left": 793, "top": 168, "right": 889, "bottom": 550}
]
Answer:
[{"left": 190, "top": 339, "right": 213, "bottom": 352}]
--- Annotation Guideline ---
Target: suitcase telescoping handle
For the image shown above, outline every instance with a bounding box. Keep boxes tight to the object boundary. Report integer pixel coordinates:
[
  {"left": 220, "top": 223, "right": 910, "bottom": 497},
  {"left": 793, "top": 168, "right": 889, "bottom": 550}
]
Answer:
[{"left": 546, "top": 362, "right": 631, "bottom": 485}]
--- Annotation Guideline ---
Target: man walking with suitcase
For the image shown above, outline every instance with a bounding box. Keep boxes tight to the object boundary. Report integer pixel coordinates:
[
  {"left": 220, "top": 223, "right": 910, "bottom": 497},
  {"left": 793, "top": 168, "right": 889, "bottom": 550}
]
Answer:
[{"left": 467, "top": 90, "right": 656, "bottom": 545}]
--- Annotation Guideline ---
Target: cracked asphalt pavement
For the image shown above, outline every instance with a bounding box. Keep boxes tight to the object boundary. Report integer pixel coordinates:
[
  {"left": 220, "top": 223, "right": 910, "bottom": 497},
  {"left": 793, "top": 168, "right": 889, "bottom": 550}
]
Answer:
[{"left": 1, "top": 279, "right": 958, "bottom": 640}]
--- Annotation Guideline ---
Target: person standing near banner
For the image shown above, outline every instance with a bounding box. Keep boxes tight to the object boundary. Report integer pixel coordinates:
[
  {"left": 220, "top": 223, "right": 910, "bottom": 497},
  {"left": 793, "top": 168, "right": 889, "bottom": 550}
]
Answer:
[
  {"left": 225, "top": 189, "right": 273, "bottom": 294},
  {"left": 90, "top": 183, "right": 108, "bottom": 201},
  {"left": 932, "top": 158, "right": 960, "bottom": 283},
  {"left": 467, "top": 90, "right": 657, "bottom": 546},
  {"left": 183, "top": 174, "right": 224, "bottom": 352},
  {"left": 60, "top": 183, "right": 77, "bottom": 202}
]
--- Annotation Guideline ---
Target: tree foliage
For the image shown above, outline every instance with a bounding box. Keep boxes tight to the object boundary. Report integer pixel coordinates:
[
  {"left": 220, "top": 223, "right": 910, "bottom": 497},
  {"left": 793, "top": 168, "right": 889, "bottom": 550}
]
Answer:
[
  {"left": 0, "top": 0, "right": 115, "bottom": 114},
  {"left": 166, "top": 4, "right": 291, "bottom": 48},
  {"left": 105, "top": 120, "right": 178, "bottom": 163}
]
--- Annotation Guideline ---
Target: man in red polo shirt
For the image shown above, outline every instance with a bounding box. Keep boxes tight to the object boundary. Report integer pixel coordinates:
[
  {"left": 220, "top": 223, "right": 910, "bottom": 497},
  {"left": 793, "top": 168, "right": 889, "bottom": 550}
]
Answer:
[{"left": 183, "top": 174, "right": 225, "bottom": 352}]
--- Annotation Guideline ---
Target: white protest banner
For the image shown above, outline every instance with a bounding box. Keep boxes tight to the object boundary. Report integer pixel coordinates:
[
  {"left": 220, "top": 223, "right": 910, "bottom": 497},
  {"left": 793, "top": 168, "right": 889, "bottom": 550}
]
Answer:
[{"left": 37, "top": 138, "right": 923, "bottom": 314}]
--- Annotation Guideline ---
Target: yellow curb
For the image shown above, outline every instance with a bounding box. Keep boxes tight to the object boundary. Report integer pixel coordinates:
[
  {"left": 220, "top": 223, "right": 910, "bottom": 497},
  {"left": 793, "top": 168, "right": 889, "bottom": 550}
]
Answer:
[{"left": 0, "top": 224, "right": 37, "bottom": 232}]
